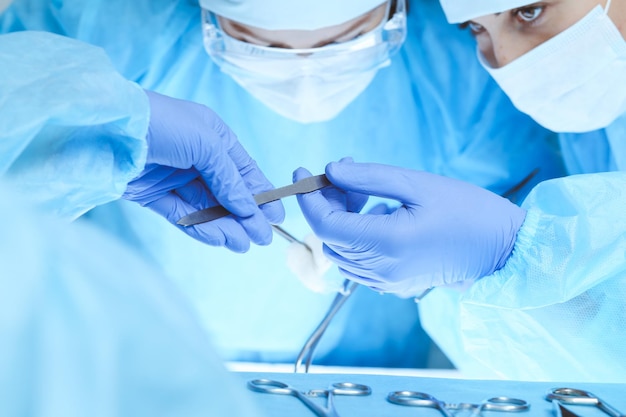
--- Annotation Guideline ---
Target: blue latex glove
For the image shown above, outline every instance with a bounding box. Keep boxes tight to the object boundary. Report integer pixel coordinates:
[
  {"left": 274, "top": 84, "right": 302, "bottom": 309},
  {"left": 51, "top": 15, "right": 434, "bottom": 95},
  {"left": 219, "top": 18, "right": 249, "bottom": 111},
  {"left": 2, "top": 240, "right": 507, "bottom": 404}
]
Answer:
[
  {"left": 123, "top": 91, "right": 284, "bottom": 252},
  {"left": 294, "top": 160, "right": 526, "bottom": 296}
]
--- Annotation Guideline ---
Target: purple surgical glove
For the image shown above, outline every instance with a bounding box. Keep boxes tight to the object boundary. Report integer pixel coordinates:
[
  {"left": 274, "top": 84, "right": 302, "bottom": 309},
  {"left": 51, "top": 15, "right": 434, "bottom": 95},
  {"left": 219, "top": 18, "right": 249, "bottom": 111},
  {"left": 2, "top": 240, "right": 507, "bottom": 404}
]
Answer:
[
  {"left": 295, "top": 160, "right": 526, "bottom": 296},
  {"left": 123, "top": 91, "right": 284, "bottom": 252}
]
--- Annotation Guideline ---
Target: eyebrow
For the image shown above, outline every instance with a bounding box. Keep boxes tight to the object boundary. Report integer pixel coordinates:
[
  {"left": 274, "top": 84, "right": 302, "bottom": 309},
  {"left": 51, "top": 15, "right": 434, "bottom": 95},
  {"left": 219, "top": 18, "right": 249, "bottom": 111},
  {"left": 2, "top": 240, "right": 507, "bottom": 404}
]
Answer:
[{"left": 227, "top": 12, "right": 376, "bottom": 49}]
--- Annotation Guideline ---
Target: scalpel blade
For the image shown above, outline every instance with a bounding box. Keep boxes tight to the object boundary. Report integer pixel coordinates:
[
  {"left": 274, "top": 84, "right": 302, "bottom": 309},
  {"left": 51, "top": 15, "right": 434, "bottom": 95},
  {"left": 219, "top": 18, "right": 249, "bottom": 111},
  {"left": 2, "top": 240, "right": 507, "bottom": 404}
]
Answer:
[{"left": 177, "top": 174, "right": 330, "bottom": 227}]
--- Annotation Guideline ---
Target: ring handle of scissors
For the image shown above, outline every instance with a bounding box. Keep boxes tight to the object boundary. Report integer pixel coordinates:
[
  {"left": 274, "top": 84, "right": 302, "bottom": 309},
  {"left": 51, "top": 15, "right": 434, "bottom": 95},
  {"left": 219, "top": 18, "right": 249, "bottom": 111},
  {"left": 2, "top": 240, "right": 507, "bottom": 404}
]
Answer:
[
  {"left": 388, "top": 391, "right": 454, "bottom": 417},
  {"left": 481, "top": 397, "right": 530, "bottom": 412},
  {"left": 247, "top": 379, "right": 297, "bottom": 395},
  {"left": 546, "top": 388, "right": 600, "bottom": 405},
  {"left": 546, "top": 388, "right": 625, "bottom": 417},
  {"left": 307, "top": 383, "right": 372, "bottom": 399},
  {"left": 387, "top": 391, "right": 440, "bottom": 406},
  {"left": 247, "top": 379, "right": 331, "bottom": 417},
  {"left": 329, "top": 382, "right": 372, "bottom": 396}
]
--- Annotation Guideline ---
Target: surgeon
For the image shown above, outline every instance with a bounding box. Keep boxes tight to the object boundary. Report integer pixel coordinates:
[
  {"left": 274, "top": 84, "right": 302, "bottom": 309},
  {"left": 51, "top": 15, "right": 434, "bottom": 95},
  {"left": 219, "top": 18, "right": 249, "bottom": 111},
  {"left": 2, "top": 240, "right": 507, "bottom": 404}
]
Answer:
[
  {"left": 0, "top": 0, "right": 563, "bottom": 369},
  {"left": 295, "top": 0, "right": 626, "bottom": 382}
]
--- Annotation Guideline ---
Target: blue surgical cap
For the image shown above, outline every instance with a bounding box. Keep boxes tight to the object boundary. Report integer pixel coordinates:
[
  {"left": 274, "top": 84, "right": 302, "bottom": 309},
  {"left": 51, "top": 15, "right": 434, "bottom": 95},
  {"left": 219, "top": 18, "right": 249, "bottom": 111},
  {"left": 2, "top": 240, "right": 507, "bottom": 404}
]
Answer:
[
  {"left": 199, "top": 0, "right": 387, "bottom": 30},
  {"left": 439, "top": 0, "right": 536, "bottom": 23}
]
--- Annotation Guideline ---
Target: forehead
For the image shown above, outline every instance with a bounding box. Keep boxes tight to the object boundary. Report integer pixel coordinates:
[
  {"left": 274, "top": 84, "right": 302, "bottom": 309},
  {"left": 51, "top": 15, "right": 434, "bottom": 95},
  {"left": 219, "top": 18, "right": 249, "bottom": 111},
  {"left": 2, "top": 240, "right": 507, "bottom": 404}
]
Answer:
[{"left": 439, "top": 0, "right": 538, "bottom": 23}]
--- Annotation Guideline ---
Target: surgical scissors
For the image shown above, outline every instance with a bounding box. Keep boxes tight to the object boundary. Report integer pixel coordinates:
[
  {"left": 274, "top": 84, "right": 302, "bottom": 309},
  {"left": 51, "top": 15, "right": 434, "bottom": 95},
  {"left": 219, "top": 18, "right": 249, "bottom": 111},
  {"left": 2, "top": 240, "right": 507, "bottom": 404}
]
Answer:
[
  {"left": 545, "top": 388, "right": 626, "bottom": 417},
  {"left": 387, "top": 391, "right": 530, "bottom": 416},
  {"left": 247, "top": 378, "right": 371, "bottom": 417}
]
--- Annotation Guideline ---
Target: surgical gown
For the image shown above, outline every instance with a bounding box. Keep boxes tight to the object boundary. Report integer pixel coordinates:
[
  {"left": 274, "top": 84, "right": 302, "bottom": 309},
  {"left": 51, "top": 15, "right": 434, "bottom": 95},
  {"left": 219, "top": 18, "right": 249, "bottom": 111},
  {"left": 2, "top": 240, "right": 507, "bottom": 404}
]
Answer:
[
  {"left": 0, "top": 180, "right": 265, "bottom": 417},
  {"left": 417, "top": 112, "right": 626, "bottom": 382},
  {"left": 0, "top": 0, "right": 564, "bottom": 368}
]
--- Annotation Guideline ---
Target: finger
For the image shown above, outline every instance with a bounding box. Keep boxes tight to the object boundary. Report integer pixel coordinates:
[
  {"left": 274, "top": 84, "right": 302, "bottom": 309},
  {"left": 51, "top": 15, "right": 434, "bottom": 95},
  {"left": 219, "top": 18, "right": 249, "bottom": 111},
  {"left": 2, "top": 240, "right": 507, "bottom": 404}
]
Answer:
[
  {"left": 322, "top": 243, "right": 379, "bottom": 280},
  {"left": 174, "top": 178, "right": 276, "bottom": 245},
  {"left": 346, "top": 191, "right": 369, "bottom": 213},
  {"left": 326, "top": 161, "right": 433, "bottom": 203},
  {"left": 173, "top": 177, "right": 219, "bottom": 211},
  {"left": 337, "top": 268, "right": 388, "bottom": 293},
  {"left": 194, "top": 125, "right": 262, "bottom": 219},
  {"left": 230, "top": 151, "right": 285, "bottom": 224},
  {"left": 294, "top": 173, "right": 382, "bottom": 246},
  {"left": 258, "top": 200, "right": 286, "bottom": 225},
  {"left": 145, "top": 192, "right": 251, "bottom": 252},
  {"left": 124, "top": 166, "right": 199, "bottom": 204},
  {"left": 235, "top": 211, "right": 273, "bottom": 246}
]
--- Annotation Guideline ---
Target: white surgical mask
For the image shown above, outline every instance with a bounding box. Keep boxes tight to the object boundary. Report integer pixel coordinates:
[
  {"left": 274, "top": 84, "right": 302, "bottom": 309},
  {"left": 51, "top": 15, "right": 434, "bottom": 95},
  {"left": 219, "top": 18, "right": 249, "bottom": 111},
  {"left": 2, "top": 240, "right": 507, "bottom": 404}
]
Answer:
[
  {"left": 480, "top": 2, "right": 626, "bottom": 133},
  {"left": 222, "top": 63, "right": 383, "bottom": 123},
  {"left": 201, "top": 0, "right": 406, "bottom": 123}
]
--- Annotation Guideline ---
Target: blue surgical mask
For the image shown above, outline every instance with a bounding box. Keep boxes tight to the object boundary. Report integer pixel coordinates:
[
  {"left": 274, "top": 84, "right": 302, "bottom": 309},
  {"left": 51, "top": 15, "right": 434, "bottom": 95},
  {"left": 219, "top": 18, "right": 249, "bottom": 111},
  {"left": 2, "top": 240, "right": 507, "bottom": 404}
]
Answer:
[
  {"left": 201, "top": 0, "right": 406, "bottom": 123},
  {"left": 480, "top": 2, "right": 626, "bottom": 133}
]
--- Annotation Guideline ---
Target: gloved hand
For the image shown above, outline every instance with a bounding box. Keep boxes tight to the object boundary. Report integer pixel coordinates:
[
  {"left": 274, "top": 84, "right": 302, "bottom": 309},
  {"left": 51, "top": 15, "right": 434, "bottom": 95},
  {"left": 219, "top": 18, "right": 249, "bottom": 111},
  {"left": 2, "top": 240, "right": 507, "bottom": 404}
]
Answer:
[
  {"left": 294, "top": 160, "right": 527, "bottom": 296},
  {"left": 123, "top": 91, "right": 284, "bottom": 252}
]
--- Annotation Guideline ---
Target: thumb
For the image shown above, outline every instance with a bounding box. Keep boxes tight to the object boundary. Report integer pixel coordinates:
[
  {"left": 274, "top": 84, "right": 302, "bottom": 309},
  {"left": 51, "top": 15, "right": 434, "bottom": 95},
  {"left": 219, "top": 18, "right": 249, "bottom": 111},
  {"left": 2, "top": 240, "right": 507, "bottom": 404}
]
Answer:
[
  {"left": 326, "top": 161, "right": 429, "bottom": 204},
  {"left": 294, "top": 167, "right": 367, "bottom": 245}
]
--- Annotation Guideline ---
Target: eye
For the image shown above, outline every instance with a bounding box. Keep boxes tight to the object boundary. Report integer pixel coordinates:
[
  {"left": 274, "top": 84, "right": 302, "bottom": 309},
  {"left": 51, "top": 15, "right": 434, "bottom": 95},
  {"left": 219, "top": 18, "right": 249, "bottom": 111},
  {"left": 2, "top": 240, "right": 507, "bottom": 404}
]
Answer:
[
  {"left": 514, "top": 5, "right": 544, "bottom": 23},
  {"left": 465, "top": 21, "right": 485, "bottom": 35}
]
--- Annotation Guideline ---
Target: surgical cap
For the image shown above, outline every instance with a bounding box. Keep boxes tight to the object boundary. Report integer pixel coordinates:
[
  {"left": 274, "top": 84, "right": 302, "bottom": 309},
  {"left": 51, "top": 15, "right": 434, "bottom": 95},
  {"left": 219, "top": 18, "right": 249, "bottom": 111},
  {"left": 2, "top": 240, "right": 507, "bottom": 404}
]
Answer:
[
  {"left": 0, "top": 0, "right": 13, "bottom": 14},
  {"left": 439, "top": 0, "right": 536, "bottom": 23},
  {"left": 199, "top": 0, "right": 387, "bottom": 30}
]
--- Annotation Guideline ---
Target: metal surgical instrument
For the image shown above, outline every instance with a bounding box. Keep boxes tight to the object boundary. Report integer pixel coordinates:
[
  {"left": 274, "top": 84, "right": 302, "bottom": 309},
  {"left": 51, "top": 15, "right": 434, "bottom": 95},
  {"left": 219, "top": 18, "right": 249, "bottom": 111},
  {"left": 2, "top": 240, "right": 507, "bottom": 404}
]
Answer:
[
  {"left": 247, "top": 378, "right": 371, "bottom": 417},
  {"left": 270, "top": 212, "right": 360, "bottom": 375},
  {"left": 545, "top": 388, "right": 626, "bottom": 417},
  {"left": 177, "top": 174, "right": 330, "bottom": 226},
  {"left": 294, "top": 279, "right": 358, "bottom": 373},
  {"left": 387, "top": 391, "right": 530, "bottom": 416},
  {"left": 273, "top": 222, "right": 359, "bottom": 374}
]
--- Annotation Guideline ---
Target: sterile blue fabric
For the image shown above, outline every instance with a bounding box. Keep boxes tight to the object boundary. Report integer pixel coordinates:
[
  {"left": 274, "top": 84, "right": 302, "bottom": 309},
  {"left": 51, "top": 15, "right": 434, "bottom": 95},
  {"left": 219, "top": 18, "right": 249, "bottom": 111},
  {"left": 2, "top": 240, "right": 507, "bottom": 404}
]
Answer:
[
  {"left": 0, "top": 0, "right": 563, "bottom": 368},
  {"left": 421, "top": 171, "right": 626, "bottom": 382},
  {"left": 0, "top": 180, "right": 266, "bottom": 417},
  {"left": 0, "top": 31, "right": 148, "bottom": 220},
  {"left": 294, "top": 161, "right": 526, "bottom": 297}
]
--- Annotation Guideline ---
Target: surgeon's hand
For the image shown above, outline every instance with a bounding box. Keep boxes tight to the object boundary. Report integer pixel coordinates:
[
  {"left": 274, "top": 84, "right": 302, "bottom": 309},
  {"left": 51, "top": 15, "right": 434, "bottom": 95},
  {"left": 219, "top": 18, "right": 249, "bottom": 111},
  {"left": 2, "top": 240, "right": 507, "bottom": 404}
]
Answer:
[
  {"left": 123, "top": 90, "right": 284, "bottom": 252},
  {"left": 294, "top": 160, "right": 526, "bottom": 296}
]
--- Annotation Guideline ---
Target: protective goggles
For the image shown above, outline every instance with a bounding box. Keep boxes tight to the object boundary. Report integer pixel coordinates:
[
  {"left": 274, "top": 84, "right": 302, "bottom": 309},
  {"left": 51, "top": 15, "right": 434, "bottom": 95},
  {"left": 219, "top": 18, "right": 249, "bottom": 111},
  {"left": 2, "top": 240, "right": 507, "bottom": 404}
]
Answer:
[{"left": 201, "top": 0, "right": 407, "bottom": 80}]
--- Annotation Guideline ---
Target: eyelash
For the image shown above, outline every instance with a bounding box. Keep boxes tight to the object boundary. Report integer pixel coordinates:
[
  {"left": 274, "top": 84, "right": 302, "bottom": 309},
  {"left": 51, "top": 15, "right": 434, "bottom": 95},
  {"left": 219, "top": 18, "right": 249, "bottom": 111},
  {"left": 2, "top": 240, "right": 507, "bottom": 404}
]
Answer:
[
  {"left": 459, "top": 3, "right": 546, "bottom": 36},
  {"left": 458, "top": 21, "right": 485, "bottom": 35},
  {"left": 511, "top": 4, "right": 546, "bottom": 24}
]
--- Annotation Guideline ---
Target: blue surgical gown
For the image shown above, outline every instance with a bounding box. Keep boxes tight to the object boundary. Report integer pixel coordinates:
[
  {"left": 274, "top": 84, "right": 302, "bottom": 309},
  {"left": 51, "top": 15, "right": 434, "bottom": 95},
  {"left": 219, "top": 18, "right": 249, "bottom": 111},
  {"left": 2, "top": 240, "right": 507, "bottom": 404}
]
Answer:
[
  {"left": 0, "top": 0, "right": 564, "bottom": 368},
  {"left": 419, "top": 101, "right": 626, "bottom": 381},
  {"left": 0, "top": 179, "right": 266, "bottom": 417}
]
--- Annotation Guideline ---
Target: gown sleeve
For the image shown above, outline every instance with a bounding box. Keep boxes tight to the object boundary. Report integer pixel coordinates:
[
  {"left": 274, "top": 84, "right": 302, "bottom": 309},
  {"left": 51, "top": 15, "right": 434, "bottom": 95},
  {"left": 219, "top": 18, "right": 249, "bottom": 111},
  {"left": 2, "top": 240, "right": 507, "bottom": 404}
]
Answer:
[
  {"left": 420, "top": 171, "right": 626, "bottom": 382},
  {"left": 0, "top": 30, "right": 149, "bottom": 220}
]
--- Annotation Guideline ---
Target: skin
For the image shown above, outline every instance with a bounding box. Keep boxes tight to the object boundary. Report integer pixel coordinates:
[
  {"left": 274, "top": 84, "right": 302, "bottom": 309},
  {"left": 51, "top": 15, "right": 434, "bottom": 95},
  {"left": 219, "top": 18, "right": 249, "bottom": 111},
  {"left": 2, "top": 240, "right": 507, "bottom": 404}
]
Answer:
[
  {"left": 464, "top": 0, "right": 626, "bottom": 68},
  {"left": 217, "top": 2, "right": 388, "bottom": 49}
]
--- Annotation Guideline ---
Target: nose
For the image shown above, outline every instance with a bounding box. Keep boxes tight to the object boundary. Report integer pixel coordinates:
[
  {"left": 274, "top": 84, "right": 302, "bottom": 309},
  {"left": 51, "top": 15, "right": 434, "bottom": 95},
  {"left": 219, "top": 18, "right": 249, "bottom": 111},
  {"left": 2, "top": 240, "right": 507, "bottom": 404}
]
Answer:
[
  {"left": 480, "top": 39, "right": 519, "bottom": 69},
  {"left": 491, "top": 44, "right": 519, "bottom": 68}
]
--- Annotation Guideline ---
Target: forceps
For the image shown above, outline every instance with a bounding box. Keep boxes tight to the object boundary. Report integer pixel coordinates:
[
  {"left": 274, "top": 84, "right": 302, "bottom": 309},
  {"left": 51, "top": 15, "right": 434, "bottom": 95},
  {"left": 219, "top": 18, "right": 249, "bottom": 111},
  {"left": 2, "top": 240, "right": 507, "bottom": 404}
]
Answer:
[
  {"left": 271, "top": 226, "right": 359, "bottom": 374},
  {"left": 294, "top": 279, "right": 358, "bottom": 373},
  {"left": 545, "top": 388, "right": 626, "bottom": 417},
  {"left": 247, "top": 378, "right": 371, "bottom": 417},
  {"left": 387, "top": 391, "right": 530, "bottom": 416}
]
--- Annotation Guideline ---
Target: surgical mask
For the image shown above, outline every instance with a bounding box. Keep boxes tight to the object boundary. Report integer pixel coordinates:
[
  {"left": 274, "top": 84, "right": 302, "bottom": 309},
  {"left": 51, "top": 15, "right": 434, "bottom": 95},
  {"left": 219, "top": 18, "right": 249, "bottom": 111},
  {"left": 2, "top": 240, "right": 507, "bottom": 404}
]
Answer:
[
  {"left": 201, "top": 0, "right": 406, "bottom": 123},
  {"left": 479, "top": 2, "right": 626, "bottom": 133}
]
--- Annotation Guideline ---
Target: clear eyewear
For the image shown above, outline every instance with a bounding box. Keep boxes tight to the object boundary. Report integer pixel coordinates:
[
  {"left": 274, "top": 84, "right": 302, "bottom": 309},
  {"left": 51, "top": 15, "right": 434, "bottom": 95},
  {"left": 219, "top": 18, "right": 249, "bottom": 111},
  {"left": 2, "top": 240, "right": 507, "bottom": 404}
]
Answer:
[{"left": 201, "top": 0, "right": 407, "bottom": 79}]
